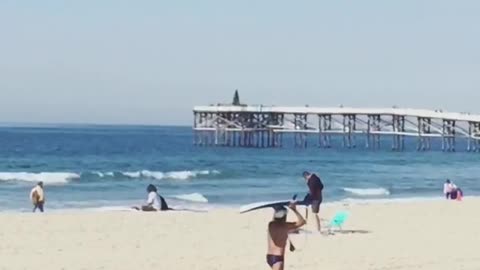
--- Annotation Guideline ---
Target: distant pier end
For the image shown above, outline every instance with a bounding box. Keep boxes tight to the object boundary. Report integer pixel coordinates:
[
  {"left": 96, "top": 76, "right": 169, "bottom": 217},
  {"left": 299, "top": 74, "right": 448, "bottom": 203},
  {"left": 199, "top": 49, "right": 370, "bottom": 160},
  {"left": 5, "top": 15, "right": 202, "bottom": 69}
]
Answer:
[{"left": 192, "top": 98, "right": 480, "bottom": 152}]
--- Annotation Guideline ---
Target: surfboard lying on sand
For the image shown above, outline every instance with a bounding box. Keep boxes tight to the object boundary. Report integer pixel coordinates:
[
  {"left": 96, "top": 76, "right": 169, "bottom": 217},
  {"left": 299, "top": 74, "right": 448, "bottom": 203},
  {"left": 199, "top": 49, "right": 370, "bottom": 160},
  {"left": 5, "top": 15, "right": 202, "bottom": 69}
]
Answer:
[{"left": 239, "top": 195, "right": 309, "bottom": 214}]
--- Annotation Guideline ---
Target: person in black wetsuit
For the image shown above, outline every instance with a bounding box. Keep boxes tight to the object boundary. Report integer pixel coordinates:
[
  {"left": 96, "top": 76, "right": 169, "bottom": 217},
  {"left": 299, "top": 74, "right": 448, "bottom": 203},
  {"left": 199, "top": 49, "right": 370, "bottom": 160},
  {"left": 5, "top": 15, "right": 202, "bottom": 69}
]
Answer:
[{"left": 303, "top": 171, "right": 324, "bottom": 232}]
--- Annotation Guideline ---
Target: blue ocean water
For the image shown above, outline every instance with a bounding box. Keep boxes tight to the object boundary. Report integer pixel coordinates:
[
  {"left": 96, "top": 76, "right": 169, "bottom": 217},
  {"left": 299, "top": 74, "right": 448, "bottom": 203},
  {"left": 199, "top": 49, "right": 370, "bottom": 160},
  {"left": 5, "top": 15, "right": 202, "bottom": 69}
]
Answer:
[{"left": 0, "top": 125, "right": 479, "bottom": 212}]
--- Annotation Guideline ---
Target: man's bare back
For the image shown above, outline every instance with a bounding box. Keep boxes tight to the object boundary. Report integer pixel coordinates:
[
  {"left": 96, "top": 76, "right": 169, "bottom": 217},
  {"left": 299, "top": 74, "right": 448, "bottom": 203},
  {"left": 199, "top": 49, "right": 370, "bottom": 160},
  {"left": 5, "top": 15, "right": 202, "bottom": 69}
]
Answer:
[
  {"left": 266, "top": 203, "right": 306, "bottom": 270},
  {"left": 268, "top": 221, "right": 291, "bottom": 255}
]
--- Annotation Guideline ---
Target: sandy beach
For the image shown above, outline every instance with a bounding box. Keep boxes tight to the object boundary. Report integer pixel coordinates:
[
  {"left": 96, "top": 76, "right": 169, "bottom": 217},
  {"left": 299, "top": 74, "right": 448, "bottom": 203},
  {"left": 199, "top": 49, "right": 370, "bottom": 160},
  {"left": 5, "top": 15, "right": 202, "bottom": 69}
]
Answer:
[{"left": 0, "top": 199, "right": 479, "bottom": 270}]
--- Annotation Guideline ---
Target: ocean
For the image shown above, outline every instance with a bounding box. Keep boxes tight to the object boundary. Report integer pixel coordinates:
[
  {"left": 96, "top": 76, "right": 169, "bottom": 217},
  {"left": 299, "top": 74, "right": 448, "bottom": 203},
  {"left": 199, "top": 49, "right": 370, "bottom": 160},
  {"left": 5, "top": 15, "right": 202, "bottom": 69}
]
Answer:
[{"left": 0, "top": 125, "right": 479, "bottom": 212}]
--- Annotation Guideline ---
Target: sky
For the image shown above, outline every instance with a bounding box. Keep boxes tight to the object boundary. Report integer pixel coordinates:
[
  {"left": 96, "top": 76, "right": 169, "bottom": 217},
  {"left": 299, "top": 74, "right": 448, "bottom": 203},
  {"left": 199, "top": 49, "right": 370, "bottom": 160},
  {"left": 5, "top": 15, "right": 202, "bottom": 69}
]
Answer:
[{"left": 0, "top": 1, "right": 479, "bottom": 125}]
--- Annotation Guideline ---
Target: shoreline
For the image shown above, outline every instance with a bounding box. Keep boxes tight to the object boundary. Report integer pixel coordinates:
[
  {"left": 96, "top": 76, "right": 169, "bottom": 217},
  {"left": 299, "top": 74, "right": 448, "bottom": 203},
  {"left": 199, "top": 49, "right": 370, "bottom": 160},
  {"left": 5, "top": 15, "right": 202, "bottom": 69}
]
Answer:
[{"left": 0, "top": 194, "right": 470, "bottom": 213}]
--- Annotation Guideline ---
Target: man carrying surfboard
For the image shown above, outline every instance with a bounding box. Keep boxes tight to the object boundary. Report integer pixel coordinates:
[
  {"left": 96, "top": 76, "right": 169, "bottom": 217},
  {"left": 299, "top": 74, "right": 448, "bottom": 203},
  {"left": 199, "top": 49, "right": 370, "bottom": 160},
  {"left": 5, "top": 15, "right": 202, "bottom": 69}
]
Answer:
[
  {"left": 267, "top": 202, "right": 306, "bottom": 270},
  {"left": 30, "top": 181, "right": 45, "bottom": 213},
  {"left": 303, "top": 171, "right": 324, "bottom": 232}
]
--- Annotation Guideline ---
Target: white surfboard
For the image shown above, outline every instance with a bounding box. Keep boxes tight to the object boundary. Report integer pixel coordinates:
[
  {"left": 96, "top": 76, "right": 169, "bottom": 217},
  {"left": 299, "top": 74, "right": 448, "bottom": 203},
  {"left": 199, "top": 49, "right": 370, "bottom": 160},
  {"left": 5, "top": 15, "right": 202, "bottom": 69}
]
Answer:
[{"left": 239, "top": 195, "right": 308, "bottom": 214}]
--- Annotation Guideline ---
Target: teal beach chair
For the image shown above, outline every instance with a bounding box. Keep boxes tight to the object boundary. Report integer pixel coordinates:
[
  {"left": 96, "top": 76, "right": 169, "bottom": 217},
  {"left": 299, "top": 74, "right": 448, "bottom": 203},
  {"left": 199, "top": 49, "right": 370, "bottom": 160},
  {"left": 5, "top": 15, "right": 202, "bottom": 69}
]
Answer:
[{"left": 327, "top": 211, "right": 349, "bottom": 234}]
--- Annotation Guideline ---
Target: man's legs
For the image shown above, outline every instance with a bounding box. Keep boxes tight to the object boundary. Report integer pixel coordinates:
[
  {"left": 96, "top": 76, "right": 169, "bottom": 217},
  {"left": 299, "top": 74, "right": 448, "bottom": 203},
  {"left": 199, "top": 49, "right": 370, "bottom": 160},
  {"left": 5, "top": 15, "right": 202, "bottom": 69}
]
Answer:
[
  {"left": 32, "top": 204, "right": 38, "bottom": 213},
  {"left": 272, "top": 262, "right": 284, "bottom": 270},
  {"left": 311, "top": 200, "right": 321, "bottom": 232},
  {"left": 314, "top": 213, "right": 321, "bottom": 232},
  {"left": 38, "top": 202, "right": 44, "bottom": 213}
]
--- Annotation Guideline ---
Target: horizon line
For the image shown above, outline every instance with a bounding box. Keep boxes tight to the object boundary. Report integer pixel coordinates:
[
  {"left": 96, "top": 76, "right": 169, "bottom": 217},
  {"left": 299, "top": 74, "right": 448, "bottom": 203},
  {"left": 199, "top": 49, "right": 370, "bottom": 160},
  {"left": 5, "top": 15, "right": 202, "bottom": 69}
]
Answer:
[{"left": 0, "top": 121, "right": 191, "bottom": 128}]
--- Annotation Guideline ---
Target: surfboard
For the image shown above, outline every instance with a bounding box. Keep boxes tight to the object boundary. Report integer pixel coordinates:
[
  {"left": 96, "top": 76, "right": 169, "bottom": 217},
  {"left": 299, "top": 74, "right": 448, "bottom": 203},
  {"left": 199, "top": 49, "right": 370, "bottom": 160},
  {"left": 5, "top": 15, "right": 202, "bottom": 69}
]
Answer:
[{"left": 239, "top": 195, "right": 309, "bottom": 214}]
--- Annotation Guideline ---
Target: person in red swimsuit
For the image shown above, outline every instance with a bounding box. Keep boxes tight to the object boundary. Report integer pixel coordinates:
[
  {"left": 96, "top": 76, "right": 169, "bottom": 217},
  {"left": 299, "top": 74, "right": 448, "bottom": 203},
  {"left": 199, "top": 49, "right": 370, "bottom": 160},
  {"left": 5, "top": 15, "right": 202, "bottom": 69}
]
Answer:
[{"left": 303, "top": 171, "right": 324, "bottom": 232}]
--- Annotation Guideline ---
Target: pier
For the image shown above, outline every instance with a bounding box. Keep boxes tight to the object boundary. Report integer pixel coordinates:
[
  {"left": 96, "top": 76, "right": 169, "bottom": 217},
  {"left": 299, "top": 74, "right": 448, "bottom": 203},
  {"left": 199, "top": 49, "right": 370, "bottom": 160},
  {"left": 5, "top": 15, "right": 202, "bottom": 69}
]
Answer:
[{"left": 193, "top": 95, "right": 480, "bottom": 152}]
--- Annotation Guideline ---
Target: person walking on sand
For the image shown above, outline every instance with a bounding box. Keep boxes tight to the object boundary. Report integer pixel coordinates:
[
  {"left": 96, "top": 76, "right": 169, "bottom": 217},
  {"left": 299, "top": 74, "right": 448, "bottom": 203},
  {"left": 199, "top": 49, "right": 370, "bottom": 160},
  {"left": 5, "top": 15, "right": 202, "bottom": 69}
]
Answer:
[
  {"left": 30, "top": 181, "right": 45, "bottom": 213},
  {"left": 267, "top": 202, "right": 306, "bottom": 270},
  {"left": 302, "top": 171, "right": 324, "bottom": 232}
]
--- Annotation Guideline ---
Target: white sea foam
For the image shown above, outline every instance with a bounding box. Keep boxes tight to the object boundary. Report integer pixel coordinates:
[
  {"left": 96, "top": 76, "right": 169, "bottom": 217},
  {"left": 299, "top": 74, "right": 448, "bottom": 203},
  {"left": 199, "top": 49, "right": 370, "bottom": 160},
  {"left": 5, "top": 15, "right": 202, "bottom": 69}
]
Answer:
[
  {"left": 123, "top": 171, "right": 142, "bottom": 178},
  {"left": 172, "top": 193, "right": 209, "bottom": 203},
  {"left": 92, "top": 171, "right": 105, "bottom": 178},
  {"left": 121, "top": 170, "right": 218, "bottom": 180},
  {"left": 138, "top": 170, "right": 165, "bottom": 179},
  {"left": 337, "top": 196, "right": 442, "bottom": 206},
  {"left": 84, "top": 206, "right": 138, "bottom": 212},
  {"left": 343, "top": 187, "right": 391, "bottom": 196},
  {"left": 164, "top": 170, "right": 212, "bottom": 180},
  {"left": 0, "top": 172, "right": 80, "bottom": 184},
  {"left": 0, "top": 170, "right": 219, "bottom": 184}
]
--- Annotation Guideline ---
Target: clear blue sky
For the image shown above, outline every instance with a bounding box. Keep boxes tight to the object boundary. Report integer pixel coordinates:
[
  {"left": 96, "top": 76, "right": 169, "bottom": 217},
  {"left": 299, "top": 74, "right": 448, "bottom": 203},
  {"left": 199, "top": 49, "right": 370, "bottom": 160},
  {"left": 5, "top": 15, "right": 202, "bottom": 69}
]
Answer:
[{"left": 1, "top": 1, "right": 479, "bottom": 125}]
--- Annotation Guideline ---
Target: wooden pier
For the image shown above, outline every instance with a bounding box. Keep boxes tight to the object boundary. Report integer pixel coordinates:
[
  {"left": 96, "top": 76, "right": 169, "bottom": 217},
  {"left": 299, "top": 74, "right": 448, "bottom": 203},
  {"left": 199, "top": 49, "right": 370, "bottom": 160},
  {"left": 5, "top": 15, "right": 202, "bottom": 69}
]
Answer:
[{"left": 193, "top": 102, "right": 480, "bottom": 152}]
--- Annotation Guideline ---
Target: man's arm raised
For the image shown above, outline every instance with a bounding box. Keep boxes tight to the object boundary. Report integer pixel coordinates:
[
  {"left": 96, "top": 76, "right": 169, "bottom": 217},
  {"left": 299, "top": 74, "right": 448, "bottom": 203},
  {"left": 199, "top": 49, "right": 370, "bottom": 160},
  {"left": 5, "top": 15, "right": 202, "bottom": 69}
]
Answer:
[{"left": 286, "top": 202, "right": 306, "bottom": 231}]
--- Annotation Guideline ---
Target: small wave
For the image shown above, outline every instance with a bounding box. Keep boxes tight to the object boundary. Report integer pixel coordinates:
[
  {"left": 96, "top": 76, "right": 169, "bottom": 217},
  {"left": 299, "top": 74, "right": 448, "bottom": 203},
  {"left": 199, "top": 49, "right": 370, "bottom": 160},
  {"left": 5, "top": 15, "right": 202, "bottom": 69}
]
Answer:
[
  {"left": 0, "top": 172, "right": 80, "bottom": 184},
  {"left": 0, "top": 170, "right": 219, "bottom": 184},
  {"left": 343, "top": 187, "right": 390, "bottom": 196},
  {"left": 338, "top": 196, "right": 441, "bottom": 205},
  {"left": 172, "top": 193, "right": 209, "bottom": 203},
  {"left": 123, "top": 171, "right": 142, "bottom": 178},
  {"left": 121, "top": 170, "right": 219, "bottom": 180},
  {"left": 92, "top": 171, "right": 105, "bottom": 178},
  {"left": 84, "top": 206, "right": 138, "bottom": 212}
]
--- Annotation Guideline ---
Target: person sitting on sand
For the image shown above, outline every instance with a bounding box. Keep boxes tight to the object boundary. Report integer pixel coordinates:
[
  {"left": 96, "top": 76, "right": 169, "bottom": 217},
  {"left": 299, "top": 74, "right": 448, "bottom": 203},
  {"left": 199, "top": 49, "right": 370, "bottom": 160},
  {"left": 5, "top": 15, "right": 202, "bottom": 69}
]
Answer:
[
  {"left": 133, "top": 184, "right": 169, "bottom": 211},
  {"left": 267, "top": 202, "right": 306, "bottom": 270},
  {"left": 444, "top": 179, "right": 455, "bottom": 199},
  {"left": 30, "top": 181, "right": 45, "bottom": 213},
  {"left": 302, "top": 171, "right": 324, "bottom": 232},
  {"left": 450, "top": 184, "right": 463, "bottom": 201},
  {"left": 455, "top": 187, "right": 464, "bottom": 201}
]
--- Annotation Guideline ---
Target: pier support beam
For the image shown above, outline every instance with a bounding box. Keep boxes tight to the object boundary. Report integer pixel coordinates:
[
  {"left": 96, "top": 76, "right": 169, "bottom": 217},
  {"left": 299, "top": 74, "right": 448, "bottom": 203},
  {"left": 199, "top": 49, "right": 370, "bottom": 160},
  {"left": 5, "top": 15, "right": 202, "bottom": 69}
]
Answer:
[
  {"left": 476, "top": 123, "right": 480, "bottom": 152},
  {"left": 366, "top": 115, "right": 381, "bottom": 150},
  {"left": 471, "top": 123, "right": 480, "bottom": 152},
  {"left": 318, "top": 115, "right": 332, "bottom": 148},
  {"left": 400, "top": 116, "right": 406, "bottom": 150},
  {"left": 274, "top": 114, "right": 285, "bottom": 147},
  {"left": 468, "top": 122, "right": 473, "bottom": 152},
  {"left": 193, "top": 112, "right": 198, "bottom": 145},
  {"left": 318, "top": 115, "right": 323, "bottom": 148},
  {"left": 349, "top": 115, "right": 357, "bottom": 148},
  {"left": 392, "top": 115, "right": 406, "bottom": 151},
  {"left": 341, "top": 115, "right": 356, "bottom": 148},
  {"left": 417, "top": 117, "right": 431, "bottom": 151},
  {"left": 442, "top": 120, "right": 456, "bottom": 152},
  {"left": 293, "top": 114, "right": 308, "bottom": 148}
]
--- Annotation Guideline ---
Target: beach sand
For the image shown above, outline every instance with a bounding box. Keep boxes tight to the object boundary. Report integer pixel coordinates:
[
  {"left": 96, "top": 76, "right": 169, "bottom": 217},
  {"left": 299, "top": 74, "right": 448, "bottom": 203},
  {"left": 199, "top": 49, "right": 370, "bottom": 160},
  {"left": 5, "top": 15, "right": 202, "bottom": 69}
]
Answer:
[{"left": 0, "top": 199, "right": 479, "bottom": 270}]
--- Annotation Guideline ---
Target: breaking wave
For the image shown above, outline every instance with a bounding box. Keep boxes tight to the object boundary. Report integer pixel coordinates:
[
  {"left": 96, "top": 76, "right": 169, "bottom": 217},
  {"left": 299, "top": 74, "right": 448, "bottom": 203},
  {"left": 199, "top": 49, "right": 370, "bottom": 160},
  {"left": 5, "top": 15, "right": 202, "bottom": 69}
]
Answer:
[
  {"left": 0, "top": 172, "right": 80, "bottom": 184},
  {"left": 343, "top": 187, "right": 391, "bottom": 196},
  {"left": 172, "top": 193, "right": 209, "bottom": 203},
  {"left": 121, "top": 170, "right": 220, "bottom": 180},
  {"left": 0, "top": 170, "right": 220, "bottom": 184}
]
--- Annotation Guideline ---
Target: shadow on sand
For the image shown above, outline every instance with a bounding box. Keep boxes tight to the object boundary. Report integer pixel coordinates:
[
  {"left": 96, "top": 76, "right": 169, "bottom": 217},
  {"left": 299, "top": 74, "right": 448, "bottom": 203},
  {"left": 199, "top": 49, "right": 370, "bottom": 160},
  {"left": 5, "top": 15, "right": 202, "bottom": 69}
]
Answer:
[{"left": 325, "top": 229, "right": 372, "bottom": 235}]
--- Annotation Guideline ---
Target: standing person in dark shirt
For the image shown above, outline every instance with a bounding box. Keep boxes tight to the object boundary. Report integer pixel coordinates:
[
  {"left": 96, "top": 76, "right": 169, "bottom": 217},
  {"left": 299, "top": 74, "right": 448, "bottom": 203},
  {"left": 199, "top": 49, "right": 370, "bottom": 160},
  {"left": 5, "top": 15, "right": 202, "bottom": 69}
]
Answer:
[{"left": 302, "top": 171, "right": 324, "bottom": 232}]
